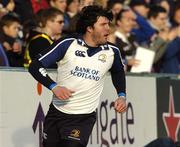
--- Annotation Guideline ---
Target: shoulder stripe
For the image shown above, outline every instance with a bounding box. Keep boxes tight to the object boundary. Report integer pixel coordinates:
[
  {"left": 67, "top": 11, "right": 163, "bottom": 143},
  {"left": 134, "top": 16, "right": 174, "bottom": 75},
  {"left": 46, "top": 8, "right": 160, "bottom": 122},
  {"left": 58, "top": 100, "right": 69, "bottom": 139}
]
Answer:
[
  {"left": 39, "top": 38, "right": 76, "bottom": 61},
  {"left": 108, "top": 44, "right": 122, "bottom": 55},
  {"left": 108, "top": 44, "right": 119, "bottom": 51},
  {"left": 108, "top": 44, "right": 125, "bottom": 65}
]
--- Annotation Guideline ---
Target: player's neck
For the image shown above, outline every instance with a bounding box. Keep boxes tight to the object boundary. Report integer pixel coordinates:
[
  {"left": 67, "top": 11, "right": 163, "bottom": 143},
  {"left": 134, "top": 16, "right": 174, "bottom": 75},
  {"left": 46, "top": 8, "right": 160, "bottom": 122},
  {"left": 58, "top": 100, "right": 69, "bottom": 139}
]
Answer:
[{"left": 83, "top": 34, "right": 98, "bottom": 47}]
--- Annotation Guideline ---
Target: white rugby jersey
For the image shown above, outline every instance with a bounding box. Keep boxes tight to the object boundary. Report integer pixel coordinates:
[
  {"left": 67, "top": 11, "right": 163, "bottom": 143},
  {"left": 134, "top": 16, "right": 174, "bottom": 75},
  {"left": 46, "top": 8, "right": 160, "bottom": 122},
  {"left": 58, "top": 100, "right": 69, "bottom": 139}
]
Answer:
[{"left": 29, "top": 36, "right": 126, "bottom": 114}]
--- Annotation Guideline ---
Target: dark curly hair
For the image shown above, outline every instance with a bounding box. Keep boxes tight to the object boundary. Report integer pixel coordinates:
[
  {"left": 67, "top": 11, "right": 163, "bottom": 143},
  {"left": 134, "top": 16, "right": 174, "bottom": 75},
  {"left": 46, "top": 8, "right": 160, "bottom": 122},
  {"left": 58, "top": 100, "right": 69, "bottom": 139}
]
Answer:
[{"left": 76, "top": 5, "right": 113, "bottom": 34}]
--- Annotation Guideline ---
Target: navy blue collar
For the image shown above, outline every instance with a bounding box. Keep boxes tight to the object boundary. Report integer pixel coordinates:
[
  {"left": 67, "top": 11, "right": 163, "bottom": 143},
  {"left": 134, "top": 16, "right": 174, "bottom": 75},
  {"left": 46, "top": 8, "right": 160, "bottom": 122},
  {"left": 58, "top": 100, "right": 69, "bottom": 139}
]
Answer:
[{"left": 77, "top": 36, "right": 109, "bottom": 50}]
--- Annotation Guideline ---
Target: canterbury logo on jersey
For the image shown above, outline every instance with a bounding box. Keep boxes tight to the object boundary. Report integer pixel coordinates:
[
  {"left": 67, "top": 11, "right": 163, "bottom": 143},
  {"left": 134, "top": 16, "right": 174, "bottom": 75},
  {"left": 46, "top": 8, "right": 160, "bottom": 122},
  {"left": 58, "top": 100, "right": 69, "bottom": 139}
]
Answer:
[
  {"left": 75, "top": 50, "right": 86, "bottom": 57},
  {"left": 39, "top": 68, "right": 47, "bottom": 77}
]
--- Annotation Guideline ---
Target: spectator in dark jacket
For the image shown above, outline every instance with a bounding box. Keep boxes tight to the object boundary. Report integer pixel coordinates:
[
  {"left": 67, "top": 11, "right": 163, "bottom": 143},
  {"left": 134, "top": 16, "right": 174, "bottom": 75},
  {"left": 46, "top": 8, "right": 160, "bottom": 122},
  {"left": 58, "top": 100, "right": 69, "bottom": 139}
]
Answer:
[
  {"left": 160, "top": 36, "right": 180, "bottom": 74},
  {"left": 0, "top": 13, "right": 23, "bottom": 67}
]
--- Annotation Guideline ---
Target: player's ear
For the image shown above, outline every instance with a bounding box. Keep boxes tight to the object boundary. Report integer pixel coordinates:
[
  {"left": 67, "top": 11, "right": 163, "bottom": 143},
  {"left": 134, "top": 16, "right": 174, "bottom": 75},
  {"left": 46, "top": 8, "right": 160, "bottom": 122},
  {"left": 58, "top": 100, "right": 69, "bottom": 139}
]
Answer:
[{"left": 87, "top": 26, "right": 93, "bottom": 33}]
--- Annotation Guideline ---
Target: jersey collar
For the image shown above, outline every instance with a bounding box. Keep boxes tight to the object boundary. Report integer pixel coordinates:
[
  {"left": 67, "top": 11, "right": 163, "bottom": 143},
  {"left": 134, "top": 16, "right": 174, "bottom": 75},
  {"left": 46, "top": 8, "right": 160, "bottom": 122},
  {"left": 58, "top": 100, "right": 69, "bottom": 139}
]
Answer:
[{"left": 77, "top": 37, "right": 109, "bottom": 50}]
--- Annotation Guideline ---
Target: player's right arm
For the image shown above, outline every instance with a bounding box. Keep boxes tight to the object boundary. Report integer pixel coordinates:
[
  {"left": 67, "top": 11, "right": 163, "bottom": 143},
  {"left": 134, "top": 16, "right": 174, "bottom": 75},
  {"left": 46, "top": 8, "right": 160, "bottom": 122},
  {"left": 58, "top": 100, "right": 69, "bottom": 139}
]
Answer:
[{"left": 28, "top": 38, "right": 75, "bottom": 99}]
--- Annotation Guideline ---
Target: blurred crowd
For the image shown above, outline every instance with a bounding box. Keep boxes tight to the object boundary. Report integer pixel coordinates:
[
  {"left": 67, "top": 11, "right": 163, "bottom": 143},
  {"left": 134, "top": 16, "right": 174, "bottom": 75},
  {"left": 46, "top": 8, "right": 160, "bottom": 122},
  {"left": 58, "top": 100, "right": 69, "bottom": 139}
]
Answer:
[{"left": 0, "top": 0, "right": 179, "bottom": 74}]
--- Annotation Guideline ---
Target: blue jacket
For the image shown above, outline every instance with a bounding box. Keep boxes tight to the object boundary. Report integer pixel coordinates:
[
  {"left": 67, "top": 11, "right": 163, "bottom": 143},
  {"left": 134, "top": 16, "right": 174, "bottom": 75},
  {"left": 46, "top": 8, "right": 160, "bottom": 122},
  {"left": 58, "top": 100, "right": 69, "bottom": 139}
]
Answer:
[
  {"left": 160, "top": 37, "right": 180, "bottom": 74},
  {"left": 132, "top": 14, "right": 156, "bottom": 45}
]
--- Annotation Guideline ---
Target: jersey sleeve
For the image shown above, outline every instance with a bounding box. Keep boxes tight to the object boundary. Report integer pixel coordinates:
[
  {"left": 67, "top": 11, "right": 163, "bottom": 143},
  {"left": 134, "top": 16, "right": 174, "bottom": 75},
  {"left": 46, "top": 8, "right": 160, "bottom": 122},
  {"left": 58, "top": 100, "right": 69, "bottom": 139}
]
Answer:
[
  {"left": 110, "top": 46, "right": 126, "bottom": 97},
  {"left": 28, "top": 38, "right": 75, "bottom": 90}
]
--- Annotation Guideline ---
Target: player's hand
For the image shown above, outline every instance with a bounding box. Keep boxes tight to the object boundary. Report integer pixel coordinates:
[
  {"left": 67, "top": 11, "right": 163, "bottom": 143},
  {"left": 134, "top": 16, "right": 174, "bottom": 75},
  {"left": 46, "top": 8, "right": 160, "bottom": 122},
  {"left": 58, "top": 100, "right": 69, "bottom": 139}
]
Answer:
[
  {"left": 52, "top": 86, "right": 75, "bottom": 100},
  {"left": 114, "top": 97, "right": 127, "bottom": 113}
]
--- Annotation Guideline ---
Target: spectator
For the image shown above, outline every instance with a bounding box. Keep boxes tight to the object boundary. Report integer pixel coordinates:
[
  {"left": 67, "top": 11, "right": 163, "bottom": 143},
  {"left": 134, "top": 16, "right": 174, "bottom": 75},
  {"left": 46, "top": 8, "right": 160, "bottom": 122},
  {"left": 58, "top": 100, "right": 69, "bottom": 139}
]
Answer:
[
  {"left": 130, "top": 0, "right": 155, "bottom": 45},
  {"left": 148, "top": 5, "right": 168, "bottom": 33},
  {"left": 160, "top": 35, "right": 180, "bottom": 74},
  {"left": 106, "top": 0, "right": 124, "bottom": 29},
  {"left": 0, "top": 13, "right": 23, "bottom": 67},
  {"left": 48, "top": 0, "right": 67, "bottom": 13},
  {"left": 112, "top": 7, "right": 140, "bottom": 71},
  {"left": 95, "top": 0, "right": 108, "bottom": 8},
  {"left": 129, "top": 0, "right": 149, "bottom": 18},
  {"left": 0, "top": 0, "right": 16, "bottom": 18},
  {"left": 142, "top": 5, "right": 177, "bottom": 72},
  {"left": 171, "top": 2, "right": 180, "bottom": 27},
  {"left": 1, "top": 0, "right": 15, "bottom": 13},
  {"left": 0, "top": 43, "right": 9, "bottom": 66},
  {"left": 13, "top": 0, "right": 35, "bottom": 24},
  {"left": 47, "top": 0, "right": 69, "bottom": 32},
  {"left": 24, "top": 8, "right": 64, "bottom": 68},
  {"left": 79, "top": 0, "right": 94, "bottom": 10},
  {"left": 30, "top": 0, "right": 49, "bottom": 13},
  {"left": 156, "top": 0, "right": 171, "bottom": 27},
  {"left": 65, "top": 0, "right": 95, "bottom": 35},
  {"left": 157, "top": 0, "right": 170, "bottom": 15},
  {"left": 66, "top": 0, "right": 80, "bottom": 18},
  {"left": 107, "top": 0, "right": 124, "bottom": 18}
]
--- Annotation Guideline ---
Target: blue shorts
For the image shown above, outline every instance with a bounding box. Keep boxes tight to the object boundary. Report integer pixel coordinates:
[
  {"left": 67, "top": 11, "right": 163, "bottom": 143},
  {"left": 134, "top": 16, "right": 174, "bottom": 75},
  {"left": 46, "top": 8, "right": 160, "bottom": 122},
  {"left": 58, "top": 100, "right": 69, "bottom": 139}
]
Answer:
[{"left": 43, "top": 103, "right": 96, "bottom": 147}]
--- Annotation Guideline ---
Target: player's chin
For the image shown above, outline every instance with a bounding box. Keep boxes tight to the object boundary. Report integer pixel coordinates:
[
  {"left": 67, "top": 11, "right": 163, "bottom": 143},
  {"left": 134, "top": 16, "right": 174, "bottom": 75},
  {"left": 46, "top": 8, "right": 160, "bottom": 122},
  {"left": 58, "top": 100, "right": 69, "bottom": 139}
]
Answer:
[
  {"left": 104, "top": 34, "right": 109, "bottom": 40},
  {"left": 101, "top": 37, "right": 108, "bottom": 44}
]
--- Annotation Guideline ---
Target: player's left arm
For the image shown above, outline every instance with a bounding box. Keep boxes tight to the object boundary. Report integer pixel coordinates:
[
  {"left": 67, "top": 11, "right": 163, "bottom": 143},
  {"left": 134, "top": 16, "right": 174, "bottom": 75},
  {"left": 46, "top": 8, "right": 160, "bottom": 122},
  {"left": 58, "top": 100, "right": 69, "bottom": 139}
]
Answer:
[{"left": 110, "top": 46, "right": 127, "bottom": 113}]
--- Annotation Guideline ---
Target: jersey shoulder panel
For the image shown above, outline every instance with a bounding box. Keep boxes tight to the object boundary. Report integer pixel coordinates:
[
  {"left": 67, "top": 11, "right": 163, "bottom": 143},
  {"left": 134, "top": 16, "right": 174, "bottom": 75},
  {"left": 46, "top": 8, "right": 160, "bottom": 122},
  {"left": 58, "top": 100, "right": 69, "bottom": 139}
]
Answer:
[{"left": 107, "top": 42, "right": 120, "bottom": 52}]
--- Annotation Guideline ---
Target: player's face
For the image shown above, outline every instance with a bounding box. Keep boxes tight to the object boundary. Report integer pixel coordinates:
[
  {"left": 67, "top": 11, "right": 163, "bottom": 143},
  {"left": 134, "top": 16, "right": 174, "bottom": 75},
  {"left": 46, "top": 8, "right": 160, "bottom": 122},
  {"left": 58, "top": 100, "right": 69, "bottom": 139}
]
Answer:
[{"left": 91, "top": 16, "right": 110, "bottom": 45}]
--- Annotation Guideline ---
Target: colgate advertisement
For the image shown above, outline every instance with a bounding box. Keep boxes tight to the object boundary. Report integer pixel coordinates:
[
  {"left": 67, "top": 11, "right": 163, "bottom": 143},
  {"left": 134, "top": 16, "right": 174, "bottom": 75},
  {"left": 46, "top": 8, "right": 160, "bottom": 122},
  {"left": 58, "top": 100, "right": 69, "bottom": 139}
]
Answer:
[{"left": 0, "top": 70, "right": 179, "bottom": 147}]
